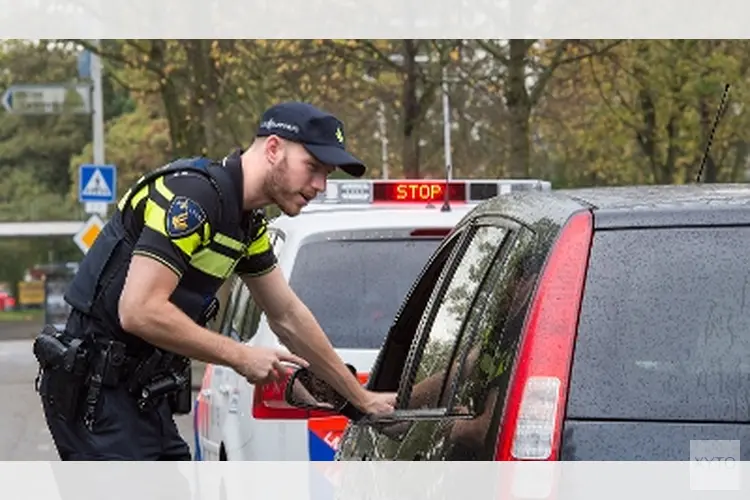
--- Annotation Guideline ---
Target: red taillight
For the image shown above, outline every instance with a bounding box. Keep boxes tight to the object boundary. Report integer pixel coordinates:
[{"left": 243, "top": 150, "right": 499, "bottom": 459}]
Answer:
[
  {"left": 252, "top": 370, "right": 370, "bottom": 420},
  {"left": 494, "top": 210, "right": 593, "bottom": 461}
]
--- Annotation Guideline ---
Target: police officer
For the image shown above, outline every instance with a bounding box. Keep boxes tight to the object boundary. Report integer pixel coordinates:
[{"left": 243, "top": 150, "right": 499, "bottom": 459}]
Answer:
[{"left": 34, "top": 101, "right": 396, "bottom": 461}]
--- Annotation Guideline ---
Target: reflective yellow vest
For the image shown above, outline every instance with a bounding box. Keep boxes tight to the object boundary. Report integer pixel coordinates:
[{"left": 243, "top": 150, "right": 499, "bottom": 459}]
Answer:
[{"left": 65, "top": 157, "right": 268, "bottom": 351}]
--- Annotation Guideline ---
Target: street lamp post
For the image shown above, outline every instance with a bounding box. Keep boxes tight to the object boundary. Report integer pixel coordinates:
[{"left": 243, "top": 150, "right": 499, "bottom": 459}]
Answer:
[
  {"left": 441, "top": 65, "right": 452, "bottom": 182},
  {"left": 362, "top": 74, "right": 390, "bottom": 180},
  {"left": 377, "top": 100, "right": 389, "bottom": 179}
]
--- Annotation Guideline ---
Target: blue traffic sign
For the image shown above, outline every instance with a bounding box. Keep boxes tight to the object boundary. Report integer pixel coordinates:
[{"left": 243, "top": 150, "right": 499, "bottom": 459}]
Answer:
[{"left": 79, "top": 164, "right": 117, "bottom": 203}]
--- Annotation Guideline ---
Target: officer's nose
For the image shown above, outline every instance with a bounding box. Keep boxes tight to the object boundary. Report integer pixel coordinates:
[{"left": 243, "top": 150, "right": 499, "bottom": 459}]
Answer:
[{"left": 311, "top": 170, "right": 327, "bottom": 193}]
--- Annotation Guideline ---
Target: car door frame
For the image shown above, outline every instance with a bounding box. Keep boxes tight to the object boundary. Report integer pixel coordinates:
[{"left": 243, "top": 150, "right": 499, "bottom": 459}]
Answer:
[
  {"left": 238, "top": 226, "right": 286, "bottom": 346},
  {"left": 397, "top": 217, "right": 521, "bottom": 414},
  {"left": 364, "top": 214, "right": 525, "bottom": 421},
  {"left": 335, "top": 222, "right": 474, "bottom": 460},
  {"left": 337, "top": 214, "right": 529, "bottom": 460},
  {"left": 363, "top": 220, "right": 473, "bottom": 395}
]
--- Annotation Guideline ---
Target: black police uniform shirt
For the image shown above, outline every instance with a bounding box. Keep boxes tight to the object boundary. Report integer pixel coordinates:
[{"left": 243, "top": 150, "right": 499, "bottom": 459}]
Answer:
[{"left": 118, "top": 153, "right": 277, "bottom": 297}]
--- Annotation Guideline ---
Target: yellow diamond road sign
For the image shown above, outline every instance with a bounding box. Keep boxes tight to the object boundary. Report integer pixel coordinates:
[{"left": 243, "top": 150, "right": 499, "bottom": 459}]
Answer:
[{"left": 73, "top": 214, "right": 105, "bottom": 254}]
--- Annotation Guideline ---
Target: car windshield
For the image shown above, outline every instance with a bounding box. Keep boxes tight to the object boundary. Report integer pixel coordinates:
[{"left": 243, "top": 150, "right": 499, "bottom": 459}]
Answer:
[{"left": 288, "top": 237, "right": 443, "bottom": 349}]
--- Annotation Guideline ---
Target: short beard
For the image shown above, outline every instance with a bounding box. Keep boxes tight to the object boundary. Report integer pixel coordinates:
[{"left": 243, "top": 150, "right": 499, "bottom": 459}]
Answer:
[{"left": 265, "top": 159, "right": 301, "bottom": 216}]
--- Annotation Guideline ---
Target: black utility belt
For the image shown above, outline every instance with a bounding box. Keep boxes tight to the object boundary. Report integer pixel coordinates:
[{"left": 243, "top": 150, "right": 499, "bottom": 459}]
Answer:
[
  {"left": 33, "top": 324, "right": 190, "bottom": 425},
  {"left": 33, "top": 324, "right": 140, "bottom": 386}
]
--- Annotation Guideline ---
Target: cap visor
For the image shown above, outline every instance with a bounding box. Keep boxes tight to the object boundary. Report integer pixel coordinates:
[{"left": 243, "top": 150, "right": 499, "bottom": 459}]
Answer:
[{"left": 304, "top": 144, "right": 366, "bottom": 178}]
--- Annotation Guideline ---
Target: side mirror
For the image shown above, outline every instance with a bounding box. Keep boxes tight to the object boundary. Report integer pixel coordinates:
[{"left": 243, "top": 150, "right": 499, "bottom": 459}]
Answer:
[{"left": 284, "top": 363, "right": 358, "bottom": 415}]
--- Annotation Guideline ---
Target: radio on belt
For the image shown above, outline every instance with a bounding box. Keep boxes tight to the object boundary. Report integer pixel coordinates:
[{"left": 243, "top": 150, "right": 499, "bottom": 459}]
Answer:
[{"left": 312, "top": 179, "right": 551, "bottom": 205}]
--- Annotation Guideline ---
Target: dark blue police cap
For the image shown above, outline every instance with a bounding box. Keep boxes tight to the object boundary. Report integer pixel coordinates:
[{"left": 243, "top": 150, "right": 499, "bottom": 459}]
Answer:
[{"left": 255, "top": 101, "right": 366, "bottom": 178}]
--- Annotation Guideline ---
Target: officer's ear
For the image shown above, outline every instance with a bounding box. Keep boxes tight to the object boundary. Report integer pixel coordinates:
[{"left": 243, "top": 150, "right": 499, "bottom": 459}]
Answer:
[{"left": 263, "top": 135, "right": 286, "bottom": 166}]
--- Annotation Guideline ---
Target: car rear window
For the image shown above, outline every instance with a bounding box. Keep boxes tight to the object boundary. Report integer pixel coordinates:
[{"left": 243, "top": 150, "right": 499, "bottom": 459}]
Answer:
[
  {"left": 288, "top": 237, "right": 442, "bottom": 349},
  {"left": 567, "top": 226, "right": 750, "bottom": 422}
]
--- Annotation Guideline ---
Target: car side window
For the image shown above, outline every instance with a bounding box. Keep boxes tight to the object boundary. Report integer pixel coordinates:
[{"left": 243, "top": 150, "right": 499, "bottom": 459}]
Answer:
[
  {"left": 238, "top": 230, "right": 286, "bottom": 343},
  {"left": 443, "top": 228, "right": 539, "bottom": 417},
  {"left": 240, "top": 294, "right": 262, "bottom": 343},
  {"left": 268, "top": 228, "right": 285, "bottom": 258},
  {"left": 366, "top": 226, "right": 468, "bottom": 393},
  {"left": 216, "top": 276, "right": 243, "bottom": 337},
  {"left": 399, "top": 225, "right": 510, "bottom": 410},
  {"left": 229, "top": 285, "right": 251, "bottom": 341},
  {"left": 431, "top": 227, "right": 545, "bottom": 460}
]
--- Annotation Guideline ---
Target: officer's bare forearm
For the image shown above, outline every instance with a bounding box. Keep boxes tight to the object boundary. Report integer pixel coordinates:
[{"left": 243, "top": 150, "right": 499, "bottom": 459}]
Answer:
[
  {"left": 241, "top": 268, "right": 369, "bottom": 408},
  {"left": 268, "top": 300, "right": 368, "bottom": 409},
  {"left": 120, "top": 297, "right": 243, "bottom": 370}
]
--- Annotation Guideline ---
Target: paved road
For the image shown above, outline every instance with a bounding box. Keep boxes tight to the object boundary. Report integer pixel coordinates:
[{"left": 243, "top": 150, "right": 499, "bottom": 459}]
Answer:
[
  {"left": 0, "top": 319, "right": 42, "bottom": 342},
  {"left": 0, "top": 337, "right": 196, "bottom": 460}
]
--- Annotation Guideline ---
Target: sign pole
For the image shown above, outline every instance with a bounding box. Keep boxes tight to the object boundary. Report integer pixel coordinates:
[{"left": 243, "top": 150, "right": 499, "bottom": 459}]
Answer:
[
  {"left": 442, "top": 65, "right": 452, "bottom": 182},
  {"left": 90, "top": 40, "right": 107, "bottom": 219}
]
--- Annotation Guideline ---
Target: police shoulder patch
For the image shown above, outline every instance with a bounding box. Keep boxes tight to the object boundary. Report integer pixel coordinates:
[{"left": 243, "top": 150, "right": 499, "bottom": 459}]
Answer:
[{"left": 166, "top": 196, "right": 207, "bottom": 238}]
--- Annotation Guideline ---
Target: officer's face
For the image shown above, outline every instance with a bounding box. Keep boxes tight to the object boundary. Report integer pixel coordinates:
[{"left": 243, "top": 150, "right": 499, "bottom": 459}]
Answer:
[{"left": 268, "top": 140, "right": 334, "bottom": 216}]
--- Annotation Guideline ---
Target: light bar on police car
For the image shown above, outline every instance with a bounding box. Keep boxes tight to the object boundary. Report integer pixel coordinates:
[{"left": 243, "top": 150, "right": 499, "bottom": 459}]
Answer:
[{"left": 312, "top": 179, "right": 552, "bottom": 204}]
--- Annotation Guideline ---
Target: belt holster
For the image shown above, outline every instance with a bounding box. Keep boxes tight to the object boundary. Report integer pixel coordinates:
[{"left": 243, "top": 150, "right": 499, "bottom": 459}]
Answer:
[
  {"left": 168, "top": 362, "right": 193, "bottom": 415},
  {"left": 33, "top": 324, "right": 92, "bottom": 424},
  {"left": 127, "top": 348, "right": 192, "bottom": 415}
]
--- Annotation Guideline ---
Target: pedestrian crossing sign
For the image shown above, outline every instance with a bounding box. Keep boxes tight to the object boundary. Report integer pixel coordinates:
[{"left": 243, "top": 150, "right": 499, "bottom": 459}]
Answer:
[{"left": 79, "top": 164, "right": 117, "bottom": 203}]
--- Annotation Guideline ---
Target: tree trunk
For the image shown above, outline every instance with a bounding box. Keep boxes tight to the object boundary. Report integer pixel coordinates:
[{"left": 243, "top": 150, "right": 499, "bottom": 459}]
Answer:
[
  {"left": 150, "top": 40, "right": 187, "bottom": 156},
  {"left": 186, "top": 40, "right": 219, "bottom": 156},
  {"left": 506, "top": 39, "right": 531, "bottom": 178},
  {"left": 401, "top": 39, "right": 421, "bottom": 178}
]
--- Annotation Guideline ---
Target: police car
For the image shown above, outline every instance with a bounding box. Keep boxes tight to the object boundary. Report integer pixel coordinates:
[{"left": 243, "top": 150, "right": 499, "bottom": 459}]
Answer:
[{"left": 193, "top": 177, "right": 551, "bottom": 461}]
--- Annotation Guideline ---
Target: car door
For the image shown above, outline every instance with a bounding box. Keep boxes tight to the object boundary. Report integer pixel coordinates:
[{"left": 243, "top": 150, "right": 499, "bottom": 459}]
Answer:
[
  {"left": 338, "top": 217, "right": 538, "bottom": 462},
  {"left": 198, "top": 228, "right": 287, "bottom": 459},
  {"left": 227, "top": 229, "right": 287, "bottom": 447},
  {"left": 204, "top": 277, "right": 249, "bottom": 454},
  {"left": 197, "top": 274, "right": 244, "bottom": 459}
]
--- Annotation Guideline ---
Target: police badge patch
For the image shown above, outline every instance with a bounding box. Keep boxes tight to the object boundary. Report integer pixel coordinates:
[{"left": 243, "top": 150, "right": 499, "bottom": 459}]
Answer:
[{"left": 166, "top": 196, "right": 207, "bottom": 238}]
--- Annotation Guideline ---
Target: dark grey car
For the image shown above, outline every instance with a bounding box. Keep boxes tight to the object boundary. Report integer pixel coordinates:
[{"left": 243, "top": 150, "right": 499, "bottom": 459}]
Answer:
[{"left": 289, "top": 184, "right": 750, "bottom": 462}]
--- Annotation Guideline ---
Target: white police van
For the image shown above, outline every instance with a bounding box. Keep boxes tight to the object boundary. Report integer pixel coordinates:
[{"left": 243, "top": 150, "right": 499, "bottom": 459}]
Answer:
[{"left": 193, "top": 177, "right": 551, "bottom": 461}]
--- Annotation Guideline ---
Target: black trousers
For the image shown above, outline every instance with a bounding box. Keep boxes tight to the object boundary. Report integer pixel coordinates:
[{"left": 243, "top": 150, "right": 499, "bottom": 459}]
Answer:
[{"left": 40, "top": 368, "right": 191, "bottom": 461}]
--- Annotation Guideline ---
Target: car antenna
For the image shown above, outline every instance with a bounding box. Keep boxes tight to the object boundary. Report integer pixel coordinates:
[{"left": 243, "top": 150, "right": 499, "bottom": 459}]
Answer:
[
  {"left": 440, "top": 163, "right": 452, "bottom": 212},
  {"left": 696, "top": 83, "right": 731, "bottom": 183}
]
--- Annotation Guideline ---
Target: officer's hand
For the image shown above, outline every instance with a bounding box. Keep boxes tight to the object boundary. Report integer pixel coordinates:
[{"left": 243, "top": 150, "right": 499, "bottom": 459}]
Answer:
[
  {"left": 358, "top": 390, "right": 397, "bottom": 416},
  {"left": 236, "top": 346, "right": 308, "bottom": 385}
]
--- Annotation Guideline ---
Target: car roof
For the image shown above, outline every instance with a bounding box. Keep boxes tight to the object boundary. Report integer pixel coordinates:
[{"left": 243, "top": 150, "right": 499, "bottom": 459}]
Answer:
[
  {"left": 562, "top": 184, "right": 750, "bottom": 229},
  {"left": 465, "top": 183, "right": 750, "bottom": 231},
  {"left": 269, "top": 203, "right": 474, "bottom": 238},
  {"left": 556, "top": 183, "right": 750, "bottom": 209}
]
